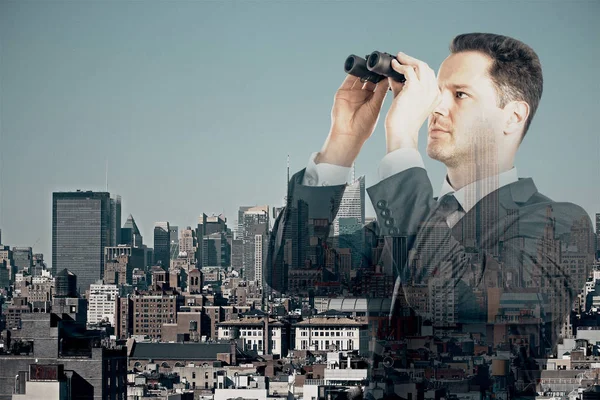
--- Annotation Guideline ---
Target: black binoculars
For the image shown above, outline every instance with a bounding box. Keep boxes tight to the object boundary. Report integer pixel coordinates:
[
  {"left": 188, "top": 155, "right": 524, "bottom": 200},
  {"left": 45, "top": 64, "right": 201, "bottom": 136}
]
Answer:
[{"left": 344, "top": 51, "right": 406, "bottom": 84}]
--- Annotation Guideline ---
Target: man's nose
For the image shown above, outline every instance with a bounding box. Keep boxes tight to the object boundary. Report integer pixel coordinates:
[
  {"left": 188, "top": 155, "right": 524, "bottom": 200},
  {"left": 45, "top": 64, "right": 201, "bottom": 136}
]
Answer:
[{"left": 432, "top": 91, "right": 451, "bottom": 116}]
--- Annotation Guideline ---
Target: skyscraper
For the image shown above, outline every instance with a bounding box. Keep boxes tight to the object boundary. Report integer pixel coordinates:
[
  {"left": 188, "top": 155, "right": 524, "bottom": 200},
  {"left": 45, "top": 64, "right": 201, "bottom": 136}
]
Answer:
[
  {"left": 52, "top": 191, "right": 112, "bottom": 293},
  {"left": 0, "top": 245, "right": 13, "bottom": 289},
  {"left": 254, "top": 233, "right": 265, "bottom": 288},
  {"left": 169, "top": 225, "right": 179, "bottom": 260},
  {"left": 333, "top": 176, "right": 365, "bottom": 237},
  {"left": 196, "top": 214, "right": 230, "bottom": 268},
  {"left": 202, "top": 232, "right": 230, "bottom": 267},
  {"left": 31, "top": 253, "right": 46, "bottom": 277},
  {"left": 239, "top": 206, "right": 269, "bottom": 281},
  {"left": 179, "top": 227, "right": 196, "bottom": 261},
  {"left": 596, "top": 213, "right": 600, "bottom": 259},
  {"left": 153, "top": 222, "right": 170, "bottom": 267},
  {"left": 110, "top": 195, "right": 122, "bottom": 246},
  {"left": 12, "top": 247, "right": 33, "bottom": 273}
]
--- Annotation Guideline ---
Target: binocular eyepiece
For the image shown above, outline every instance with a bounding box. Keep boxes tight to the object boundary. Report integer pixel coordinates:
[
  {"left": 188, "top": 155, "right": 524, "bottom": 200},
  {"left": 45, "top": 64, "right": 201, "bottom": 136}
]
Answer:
[{"left": 344, "top": 51, "right": 406, "bottom": 84}]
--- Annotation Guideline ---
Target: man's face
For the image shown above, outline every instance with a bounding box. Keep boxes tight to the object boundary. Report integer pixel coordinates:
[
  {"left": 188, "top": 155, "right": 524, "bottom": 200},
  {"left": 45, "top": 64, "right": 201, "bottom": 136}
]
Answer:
[{"left": 427, "top": 51, "right": 506, "bottom": 168}]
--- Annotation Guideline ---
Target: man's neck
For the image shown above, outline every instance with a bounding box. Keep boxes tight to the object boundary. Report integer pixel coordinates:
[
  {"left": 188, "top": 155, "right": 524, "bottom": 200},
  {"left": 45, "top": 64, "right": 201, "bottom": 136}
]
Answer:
[{"left": 446, "top": 161, "right": 514, "bottom": 191}]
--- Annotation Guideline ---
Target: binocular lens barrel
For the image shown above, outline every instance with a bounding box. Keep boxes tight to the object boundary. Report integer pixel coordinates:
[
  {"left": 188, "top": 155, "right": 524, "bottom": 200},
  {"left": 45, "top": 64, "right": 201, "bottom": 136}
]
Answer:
[
  {"left": 367, "top": 52, "right": 381, "bottom": 69},
  {"left": 366, "top": 51, "right": 406, "bottom": 83},
  {"left": 344, "top": 54, "right": 385, "bottom": 84}
]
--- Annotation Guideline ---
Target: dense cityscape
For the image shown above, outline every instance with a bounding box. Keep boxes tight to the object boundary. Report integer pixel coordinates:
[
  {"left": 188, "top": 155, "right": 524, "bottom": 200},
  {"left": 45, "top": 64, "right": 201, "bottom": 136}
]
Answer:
[
  {"left": 1, "top": 3, "right": 598, "bottom": 400},
  {"left": 0, "top": 169, "right": 598, "bottom": 400}
]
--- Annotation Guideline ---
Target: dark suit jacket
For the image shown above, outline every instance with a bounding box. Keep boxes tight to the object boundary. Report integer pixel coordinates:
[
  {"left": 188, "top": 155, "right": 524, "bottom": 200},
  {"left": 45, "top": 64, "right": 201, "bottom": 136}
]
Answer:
[{"left": 266, "top": 165, "right": 593, "bottom": 355}]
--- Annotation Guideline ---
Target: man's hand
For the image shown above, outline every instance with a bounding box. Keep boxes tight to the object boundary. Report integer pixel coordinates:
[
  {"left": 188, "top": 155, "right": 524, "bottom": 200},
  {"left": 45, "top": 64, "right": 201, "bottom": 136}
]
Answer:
[
  {"left": 385, "top": 52, "right": 441, "bottom": 153},
  {"left": 316, "top": 74, "right": 389, "bottom": 167}
]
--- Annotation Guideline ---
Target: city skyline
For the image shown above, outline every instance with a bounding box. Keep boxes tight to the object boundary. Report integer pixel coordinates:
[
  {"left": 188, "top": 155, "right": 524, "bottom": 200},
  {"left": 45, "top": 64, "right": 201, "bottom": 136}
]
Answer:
[{"left": 1, "top": 1, "right": 598, "bottom": 263}]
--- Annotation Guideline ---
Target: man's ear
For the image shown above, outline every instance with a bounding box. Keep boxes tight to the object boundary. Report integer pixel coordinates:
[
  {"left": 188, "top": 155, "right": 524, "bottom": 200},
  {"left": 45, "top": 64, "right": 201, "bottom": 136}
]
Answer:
[{"left": 504, "top": 100, "right": 530, "bottom": 138}]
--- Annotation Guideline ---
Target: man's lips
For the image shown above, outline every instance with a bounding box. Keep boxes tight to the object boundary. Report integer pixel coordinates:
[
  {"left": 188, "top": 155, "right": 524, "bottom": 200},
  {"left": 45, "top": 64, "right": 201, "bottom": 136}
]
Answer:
[{"left": 429, "top": 128, "right": 451, "bottom": 137}]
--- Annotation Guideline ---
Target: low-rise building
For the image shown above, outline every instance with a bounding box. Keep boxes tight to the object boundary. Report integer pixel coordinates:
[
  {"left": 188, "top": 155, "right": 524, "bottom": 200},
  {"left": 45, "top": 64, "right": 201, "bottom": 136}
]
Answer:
[
  {"left": 216, "top": 310, "right": 289, "bottom": 356},
  {"left": 294, "top": 310, "right": 368, "bottom": 354}
]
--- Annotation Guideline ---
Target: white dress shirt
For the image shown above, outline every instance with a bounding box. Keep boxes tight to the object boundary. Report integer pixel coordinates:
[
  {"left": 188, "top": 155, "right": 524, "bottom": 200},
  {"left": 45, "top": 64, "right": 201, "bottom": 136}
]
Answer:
[{"left": 302, "top": 148, "right": 519, "bottom": 227}]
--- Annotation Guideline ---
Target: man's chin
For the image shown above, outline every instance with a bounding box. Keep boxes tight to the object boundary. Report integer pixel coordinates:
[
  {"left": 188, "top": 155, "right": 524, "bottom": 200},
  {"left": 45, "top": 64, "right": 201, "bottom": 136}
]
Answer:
[{"left": 426, "top": 143, "right": 449, "bottom": 162}]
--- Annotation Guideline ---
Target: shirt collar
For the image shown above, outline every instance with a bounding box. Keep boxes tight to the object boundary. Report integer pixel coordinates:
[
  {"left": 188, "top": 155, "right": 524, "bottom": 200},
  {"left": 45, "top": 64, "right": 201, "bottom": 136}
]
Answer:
[{"left": 438, "top": 167, "right": 519, "bottom": 213}]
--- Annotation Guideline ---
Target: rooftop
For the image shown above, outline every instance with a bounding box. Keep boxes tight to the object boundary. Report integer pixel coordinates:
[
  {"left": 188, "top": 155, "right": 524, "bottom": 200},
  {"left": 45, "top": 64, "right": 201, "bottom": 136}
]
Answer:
[{"left": 129, "top": 342, "right": 233, "bottom": 360}]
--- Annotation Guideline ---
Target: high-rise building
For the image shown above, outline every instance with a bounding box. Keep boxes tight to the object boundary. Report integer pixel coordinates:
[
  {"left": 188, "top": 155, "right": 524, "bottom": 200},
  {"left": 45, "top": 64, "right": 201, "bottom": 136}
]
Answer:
[
  {"left": 239, "top": 206, "right": 269, "bottom": 282},
  {"left": 87, "top": 283, "right": 118, "bottom": 326},
  {"left": 196, "top": 214, "right": 231, "bottom": 268},
  {"left": 12, "top": 247, "right": 33, "bottom": 273},
  {"left": 153, "top": 222, "right": 170, "bottom": 267},
  {"left": 0, "top": 245, "right": 13, "bottom": 289},
  {"left": 121, "top": 214, "right": 143, "bottom": 248},
  {"left": 179, "top": 227, "right": 196, "bottom": 260},
  {"left": 231, "top": 239, "right": 243, "bottom": 271},
  {"left": 52, "top": 191, "right": 112, "bottom": 293},
  {"left": 333, "top": 176, "right": 365, "bottom": 237},
  {"left": 110, "top": 195, "right": 122, "bottom": 246},
  {"left": 169, "top": 225, "right": 179, "bottom": 260},
  {"left": 475, "top": 136, "right": 500, "bottom": 256},
  {"left": 595, "top": 213, "right": 600, "bottom": 259},
  {"left": 254, "top": 233, "right": 266, "bottom": 288},
  {"left": 144, "top": 246, "right": 154, "bottom": 269},
  {"left": 31, "top": 253, "right": 46, "bottom": 277},
  {"left": 199, "top": 214, "right": 227, "bottom": 236},
  {"left": 202, "top": 232, "right": 231, "bottom": 267}
]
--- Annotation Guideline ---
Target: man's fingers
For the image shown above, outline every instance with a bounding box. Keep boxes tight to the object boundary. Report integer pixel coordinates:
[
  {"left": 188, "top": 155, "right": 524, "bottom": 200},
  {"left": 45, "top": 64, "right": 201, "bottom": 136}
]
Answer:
[
  {"left": 374, "top": 79, "right": 390, "bottom": 95},
  {"left": 395, "top": 52, "right": 428, "bottom": 69},
  {"left": 392, "top": 60, "right": 418, "bottom": 83},
  {"left": 362, "top": 81, "right": 377, "bottom": 91},
  {"left": 339, "top": 74, "right": 361, "bottom": 91},
  {"left": 369, "top": 79, "right": 390, "bottom": 108},
  {"left": 388, "top": 76, "right": 404, "bottom": 97}
]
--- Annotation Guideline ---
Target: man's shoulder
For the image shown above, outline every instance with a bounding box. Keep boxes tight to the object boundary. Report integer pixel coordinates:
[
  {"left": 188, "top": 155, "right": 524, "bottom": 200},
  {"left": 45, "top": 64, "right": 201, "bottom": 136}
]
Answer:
[{"left": 508, "top": 178, "right": 591, "bottom": 234}]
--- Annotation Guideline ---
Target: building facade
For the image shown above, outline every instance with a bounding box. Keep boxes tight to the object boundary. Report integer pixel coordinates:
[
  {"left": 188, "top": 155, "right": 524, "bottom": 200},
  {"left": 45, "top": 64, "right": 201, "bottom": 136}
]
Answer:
[
  {"left": 52, "top": 191, "right": 113, "bottom": 293},
  {"left": 153, "top": 222, "right": 170, "bottom": 267},
  {"left": 87, "top": 283, "right": 118, "bottom": 326}
]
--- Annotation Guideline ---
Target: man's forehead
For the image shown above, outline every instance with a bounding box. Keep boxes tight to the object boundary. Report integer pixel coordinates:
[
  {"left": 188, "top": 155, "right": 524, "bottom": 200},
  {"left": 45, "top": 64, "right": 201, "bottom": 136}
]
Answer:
[{"left": 437, "top": 51, "right": 493, "bottom": 88}]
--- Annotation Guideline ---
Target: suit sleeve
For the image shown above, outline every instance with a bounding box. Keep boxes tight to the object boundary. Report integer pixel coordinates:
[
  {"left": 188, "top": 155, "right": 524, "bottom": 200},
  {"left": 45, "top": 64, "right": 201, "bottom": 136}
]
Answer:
[{"left": 265, "top": 168, "right": 346, "bottom": 295}]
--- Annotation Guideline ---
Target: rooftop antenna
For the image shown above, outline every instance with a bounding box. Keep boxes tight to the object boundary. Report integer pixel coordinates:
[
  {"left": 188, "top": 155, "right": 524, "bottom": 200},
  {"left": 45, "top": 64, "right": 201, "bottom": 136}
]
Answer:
[
  {"left": 284, "top": 155, "right": 290, "bottom": 204},
  {"left": 105, "top": 158, "right": 108, "bottom": 192},
  {"left": 351, "top": 162, "right": 356, "bottom": 183}
]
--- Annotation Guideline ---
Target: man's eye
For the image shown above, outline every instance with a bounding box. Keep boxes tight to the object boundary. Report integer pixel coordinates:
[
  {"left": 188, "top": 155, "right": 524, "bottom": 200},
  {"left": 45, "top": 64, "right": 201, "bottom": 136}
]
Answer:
[{"left": 456, "top": 91, "right": 468, "bottom": 99}]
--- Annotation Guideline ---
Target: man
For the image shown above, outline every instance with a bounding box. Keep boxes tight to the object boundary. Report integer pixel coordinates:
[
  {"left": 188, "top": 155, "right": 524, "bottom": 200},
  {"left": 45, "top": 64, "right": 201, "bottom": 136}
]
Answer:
[{"left": 266, "top": 33, "right": 594, "bottom": 398}]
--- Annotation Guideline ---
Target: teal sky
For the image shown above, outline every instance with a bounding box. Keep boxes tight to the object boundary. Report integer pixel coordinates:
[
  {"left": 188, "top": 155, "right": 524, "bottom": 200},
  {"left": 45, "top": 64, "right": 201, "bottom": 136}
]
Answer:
[{"left": 1, "top": 1, "right": 598, "bottom": 266}]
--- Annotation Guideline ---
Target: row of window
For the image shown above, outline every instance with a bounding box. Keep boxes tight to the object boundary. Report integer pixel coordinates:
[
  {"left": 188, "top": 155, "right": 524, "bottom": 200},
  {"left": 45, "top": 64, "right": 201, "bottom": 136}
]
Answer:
[
  {"left": 300, "top": 340, "right": 353, "bottom": 350},
  {"left": 300, "top": 331, "right": 354, "bottom": 337}
]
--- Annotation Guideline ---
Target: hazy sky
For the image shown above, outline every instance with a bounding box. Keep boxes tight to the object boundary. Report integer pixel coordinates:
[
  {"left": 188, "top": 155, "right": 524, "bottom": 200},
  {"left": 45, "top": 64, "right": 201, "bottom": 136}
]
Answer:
[{"left": 1, "top": 1, "right": 598, "bottom": 266}]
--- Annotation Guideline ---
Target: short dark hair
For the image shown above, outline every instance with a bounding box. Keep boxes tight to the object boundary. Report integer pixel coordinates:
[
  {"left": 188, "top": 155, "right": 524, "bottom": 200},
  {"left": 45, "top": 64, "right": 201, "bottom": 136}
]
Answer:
[{"left": 449, "top": 33, "right": 543, "bottom": 140}]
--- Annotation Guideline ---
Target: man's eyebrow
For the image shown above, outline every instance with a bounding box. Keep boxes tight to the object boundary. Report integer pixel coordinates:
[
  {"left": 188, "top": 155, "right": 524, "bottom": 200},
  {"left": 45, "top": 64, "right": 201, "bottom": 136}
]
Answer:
[{"left": 444, "top": 83, "right": 475, "bottom": 91}]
